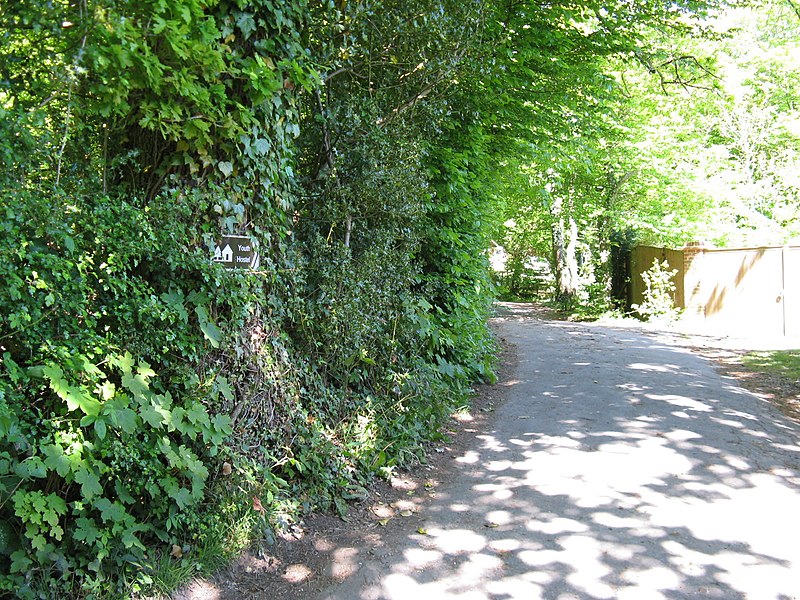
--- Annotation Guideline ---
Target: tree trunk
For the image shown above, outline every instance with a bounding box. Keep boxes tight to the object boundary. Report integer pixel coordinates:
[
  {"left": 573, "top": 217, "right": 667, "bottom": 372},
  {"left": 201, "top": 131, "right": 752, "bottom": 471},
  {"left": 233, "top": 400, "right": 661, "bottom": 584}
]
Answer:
[
  {"left": 598, "top": 169, "right": 635, "bottom": 304},
  {"left": 343, "top": 214, "right": 352, "bottom": 247},
  {"left": 550, "top": 195, "right": 580, "bottom": 306}
]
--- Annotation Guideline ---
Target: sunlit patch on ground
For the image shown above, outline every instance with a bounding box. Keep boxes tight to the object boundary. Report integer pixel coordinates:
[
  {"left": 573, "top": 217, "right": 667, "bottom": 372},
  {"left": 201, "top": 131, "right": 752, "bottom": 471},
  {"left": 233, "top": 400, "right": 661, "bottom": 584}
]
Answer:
[{"left": 283, "top": 563, "right": 313, "bottom": 583}]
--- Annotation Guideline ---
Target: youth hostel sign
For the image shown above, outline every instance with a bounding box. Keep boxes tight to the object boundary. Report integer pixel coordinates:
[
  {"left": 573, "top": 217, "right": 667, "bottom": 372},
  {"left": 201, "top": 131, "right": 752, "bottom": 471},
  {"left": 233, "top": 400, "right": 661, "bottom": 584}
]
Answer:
[{"left": 212, "top": 235, "right": 260, "bottom": 270}]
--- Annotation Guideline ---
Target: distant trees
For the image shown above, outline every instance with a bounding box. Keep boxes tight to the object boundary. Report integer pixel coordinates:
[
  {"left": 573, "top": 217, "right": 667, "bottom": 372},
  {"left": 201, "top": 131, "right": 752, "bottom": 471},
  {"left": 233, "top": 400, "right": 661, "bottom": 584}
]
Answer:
[{"left": 494, "top": 0, "right": 800, "bottom": 307}]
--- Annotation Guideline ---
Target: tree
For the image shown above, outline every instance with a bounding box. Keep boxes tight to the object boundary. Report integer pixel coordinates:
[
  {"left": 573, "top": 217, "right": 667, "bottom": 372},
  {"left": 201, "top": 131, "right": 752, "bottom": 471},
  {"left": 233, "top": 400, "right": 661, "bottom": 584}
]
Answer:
[
  {"left": 609, "top": 0, "right": 800, "bottom": 248},
  {"left": 483, "top": 1, "right": 738, "bottom": 305},
  {"left": 293, "top": 0, "right": 500, "bottom": 383},
  {"left": 493, "top": 0, "right": 800, "bottom": 309}
]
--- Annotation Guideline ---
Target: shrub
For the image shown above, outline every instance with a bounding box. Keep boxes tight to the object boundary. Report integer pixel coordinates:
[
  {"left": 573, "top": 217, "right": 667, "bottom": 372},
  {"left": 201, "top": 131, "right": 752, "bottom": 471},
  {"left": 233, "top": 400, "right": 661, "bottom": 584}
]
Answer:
[
  {"left": 0, "top": 1, "right": 500, "bottom": 596},
  {"left": 632, "top": 258, "right": 680, "bottom": 322}
]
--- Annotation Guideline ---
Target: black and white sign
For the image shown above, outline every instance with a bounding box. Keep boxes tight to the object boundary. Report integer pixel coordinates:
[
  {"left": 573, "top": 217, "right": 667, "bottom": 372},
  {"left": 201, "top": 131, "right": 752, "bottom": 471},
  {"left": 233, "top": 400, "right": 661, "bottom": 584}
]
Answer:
[{"left": 212, "top": 235, "right": 259, "bottom": 270}]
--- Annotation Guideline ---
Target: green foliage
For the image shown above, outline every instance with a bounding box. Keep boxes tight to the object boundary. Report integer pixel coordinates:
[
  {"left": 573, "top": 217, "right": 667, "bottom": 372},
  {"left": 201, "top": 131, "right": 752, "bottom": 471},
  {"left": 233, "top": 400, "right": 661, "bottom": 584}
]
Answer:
[
  {"left": 601, "top": 0, "right": 800, "bottom": 249},
  {"left": 0, "top": 349, "right": 232, "bottom": 596},
  {"left": 0, "top": 0, "right": 317, "bottom": 595},
  {"left": 2, "top": 0, "right": 502, "bottom": 592},
  {"left": 419, "top": 110, "right": 498, "bottom": 383},
  {"left": 631, "top": 259, "right": 680, "bottom": 322},
  {"left": 8, "top": 0, "right": 785, "bottom": 596},
  {"left": 742, "top": 350, "right": 800, "bottom": 382},
  {"left": 492, "top": 0, "right": 799, "bottom": 312},
  {"left": 295, "top": 0, "right": 499, "bottom": 390}
]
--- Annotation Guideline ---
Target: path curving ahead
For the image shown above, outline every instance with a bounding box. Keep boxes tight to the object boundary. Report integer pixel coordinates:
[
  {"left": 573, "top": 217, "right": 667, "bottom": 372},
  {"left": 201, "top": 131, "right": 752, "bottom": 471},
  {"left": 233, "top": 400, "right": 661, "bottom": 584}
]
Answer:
[{"left": 318, "top": 306, "right": 800, "bottom": 600}]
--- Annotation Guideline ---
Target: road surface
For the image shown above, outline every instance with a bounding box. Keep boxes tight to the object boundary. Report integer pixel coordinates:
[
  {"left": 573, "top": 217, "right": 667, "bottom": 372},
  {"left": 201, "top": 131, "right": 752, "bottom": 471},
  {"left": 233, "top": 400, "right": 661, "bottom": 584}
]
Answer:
[{"left": 317, "top": 306, "right": 800, "bottom": 600}]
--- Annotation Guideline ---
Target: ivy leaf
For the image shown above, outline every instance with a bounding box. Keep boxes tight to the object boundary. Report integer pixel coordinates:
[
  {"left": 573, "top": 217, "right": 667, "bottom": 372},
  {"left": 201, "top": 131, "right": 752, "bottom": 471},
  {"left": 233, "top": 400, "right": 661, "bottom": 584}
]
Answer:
[
  {"left": 30, "top": 534, "right": 47, "bottom": 551},
  {"left": 186, "top": 402, "right": 210, "bottom": 428},
  {"left": 74, "top": 467, "right": 103, "bottom": 500},
  {"left": 140, "top": 403, "right": 166, "bottom": 429},
  {"left": 168, "top": 487, "right": 194, "bottom": 510},
  {"left": 254, "top": 138, "right": 270, "bottom": 155},
  {"left": 195, "top": 305, "right": 222, "bottom": 348},
  {"left": 114, "top": 352, "right": 135, "bottom": 376},
  {"left": 121, "top": 524, "right": 147, "bottom": 550},
  {"left": 43, "top": 444, "right": 71, "bottom": 478},
  {"left": 70, "top": 389, "right": 102, "bottom": 417},
  {"left": 212, "top": 412, "right": 233, "bottom": 436},
  {"left": 43, "top": 365, "right": 101, "bottom": 416},
  {"left": 215, "top": 375, "right": 234, "bottom": 402},
  {"left": 121, "top": 372, "right": 150, "bottom": 400},
  {"left": 218, "top": 161, "right": 233, "bottom": 177},
  {"left": 111, "top": 406, "right": 139, "bottom": 433},
  {"left": 137, "top": 361, "right": 156, "bottom": 379},
  {"left": 94, "top": 498, "right": 127, "bottom": 523},
  {"left": 9, "top": 550, "right": 33, "bottom": 574},
  {"left": 235, "top": 12, "right": 256, "bottom": 38},
  {"left": 161, "top": 289, "right": 189, "bottom": 322},
  {"left": 74, "top": 517, "right": 100, "bottom": 545},
  {"left": 114, "top": 479, "right": 136, "bottom": 505},
  {"left": 14, "top": 456, "right": 47, "bottom": 479}
]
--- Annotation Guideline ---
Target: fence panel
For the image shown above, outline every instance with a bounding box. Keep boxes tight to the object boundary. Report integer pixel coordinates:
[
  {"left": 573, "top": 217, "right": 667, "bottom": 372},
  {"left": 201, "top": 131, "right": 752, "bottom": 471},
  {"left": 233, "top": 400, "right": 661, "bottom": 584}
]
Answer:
[
  {"left": 784, "top": 247, "right": 800, "bottom": 337},
  {"left": 631, "top": 244, "right": 799, "bottom": 337},
  {"left": 687, "top": 248, "right": 784, "bottom": 336},
  {"left": 630, "top": 246, "right": 685, "bottom": 309}
]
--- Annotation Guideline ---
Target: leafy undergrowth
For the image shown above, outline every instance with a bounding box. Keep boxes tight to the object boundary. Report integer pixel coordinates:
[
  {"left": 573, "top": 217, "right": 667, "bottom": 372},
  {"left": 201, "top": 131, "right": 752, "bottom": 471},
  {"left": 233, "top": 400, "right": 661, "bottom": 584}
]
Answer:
[{"left": 1, "top": 1, "right": 500, "bottom": 598}]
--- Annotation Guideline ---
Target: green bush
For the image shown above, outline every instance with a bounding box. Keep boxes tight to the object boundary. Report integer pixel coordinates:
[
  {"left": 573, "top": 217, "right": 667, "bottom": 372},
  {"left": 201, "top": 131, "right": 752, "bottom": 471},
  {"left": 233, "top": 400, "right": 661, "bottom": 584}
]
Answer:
[
  {"left": 1, "top": 355, "right": 232, "bottom": 596},
  {"left": 0, "top": 1, "right": 500, "bottom": 596},
  {"left": 632, "top": 258, "right": 680, "bottom": 322},
  {"left": 0, "top": 184, "right": 240, "bottom": 596}
]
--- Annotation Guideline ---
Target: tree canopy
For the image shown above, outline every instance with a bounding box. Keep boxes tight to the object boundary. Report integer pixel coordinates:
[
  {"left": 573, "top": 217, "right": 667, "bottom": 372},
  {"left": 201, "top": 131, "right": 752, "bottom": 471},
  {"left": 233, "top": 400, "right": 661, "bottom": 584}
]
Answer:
[{"left": 492, "top": 0, "right": 800, "bottom": 305}]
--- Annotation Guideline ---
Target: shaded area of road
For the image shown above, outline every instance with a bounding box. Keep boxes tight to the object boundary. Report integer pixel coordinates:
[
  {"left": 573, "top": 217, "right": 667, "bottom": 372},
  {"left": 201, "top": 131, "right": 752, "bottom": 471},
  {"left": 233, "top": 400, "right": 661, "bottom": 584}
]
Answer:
[{"left": 318, "top": 305, "right": 800, "bottom": 600}]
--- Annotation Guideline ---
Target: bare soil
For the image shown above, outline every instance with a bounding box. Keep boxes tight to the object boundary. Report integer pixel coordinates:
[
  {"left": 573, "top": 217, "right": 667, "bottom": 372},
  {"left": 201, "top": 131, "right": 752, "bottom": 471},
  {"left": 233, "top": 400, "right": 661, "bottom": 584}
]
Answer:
[{"left": 173, "top": 306, "right": 799, "bottom": 600}]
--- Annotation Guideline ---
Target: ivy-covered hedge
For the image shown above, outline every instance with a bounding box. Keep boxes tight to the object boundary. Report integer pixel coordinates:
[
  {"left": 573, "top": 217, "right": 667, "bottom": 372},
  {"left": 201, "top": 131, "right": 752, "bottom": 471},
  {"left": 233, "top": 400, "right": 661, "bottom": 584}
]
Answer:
[{"left": 1, "top": 0, "right": 497, "bottom": 597}]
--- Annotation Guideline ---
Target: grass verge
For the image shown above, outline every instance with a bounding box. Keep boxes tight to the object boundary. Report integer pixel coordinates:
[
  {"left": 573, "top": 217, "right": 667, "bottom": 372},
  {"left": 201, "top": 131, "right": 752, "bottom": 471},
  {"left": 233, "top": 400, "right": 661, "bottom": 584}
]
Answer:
[{"left": 742, "top": 350, "right": 800, "bottom": 382}]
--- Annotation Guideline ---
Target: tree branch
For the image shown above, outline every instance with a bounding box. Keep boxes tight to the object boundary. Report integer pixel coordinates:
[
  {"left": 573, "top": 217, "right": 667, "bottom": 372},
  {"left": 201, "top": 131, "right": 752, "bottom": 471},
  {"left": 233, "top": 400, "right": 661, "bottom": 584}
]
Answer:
[
  {"left": 375, "top": 77, "right": 442, "bottom": 127},
  {"left": 375, "top": 44, "right": 469, "bottom": 127},
  {"left": 636, "top": 51, "right": 719, "bottom": 94},
  {"left": 786, "top": 0, "right": 800, "bottom": 21}
]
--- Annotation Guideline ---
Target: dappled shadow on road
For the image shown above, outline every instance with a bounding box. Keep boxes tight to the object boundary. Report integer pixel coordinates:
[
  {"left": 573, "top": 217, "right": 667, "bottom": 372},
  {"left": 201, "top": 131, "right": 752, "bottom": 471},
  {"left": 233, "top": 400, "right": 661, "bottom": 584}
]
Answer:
[{"left": 348, "top": 317, "right": 800, "bottom": 600}]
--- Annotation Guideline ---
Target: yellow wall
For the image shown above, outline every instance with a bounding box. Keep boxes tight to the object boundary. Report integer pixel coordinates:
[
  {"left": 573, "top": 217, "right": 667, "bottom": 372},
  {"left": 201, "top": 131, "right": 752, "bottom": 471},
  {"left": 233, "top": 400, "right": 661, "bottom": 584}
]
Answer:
[
  {"left": 630, "top": 244, "right": 800, "bottom": 337},
  {"left": 630, "top": 246, "right": 685, "bottom": 309}
]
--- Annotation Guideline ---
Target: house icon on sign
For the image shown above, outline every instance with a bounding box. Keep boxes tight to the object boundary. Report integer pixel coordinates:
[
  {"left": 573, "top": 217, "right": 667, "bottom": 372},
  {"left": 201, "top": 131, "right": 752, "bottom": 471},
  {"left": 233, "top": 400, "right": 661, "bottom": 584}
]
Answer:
[{"left": 213, "top": 244, "right": 234, "bottom": 263}]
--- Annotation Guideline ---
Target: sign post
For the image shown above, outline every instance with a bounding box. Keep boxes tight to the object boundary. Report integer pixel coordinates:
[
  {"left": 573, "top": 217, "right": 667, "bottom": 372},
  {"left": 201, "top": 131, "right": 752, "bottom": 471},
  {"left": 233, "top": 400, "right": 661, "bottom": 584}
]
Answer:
[{"left": 212, "top": 235, "right": 259, "bottom": 270}]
